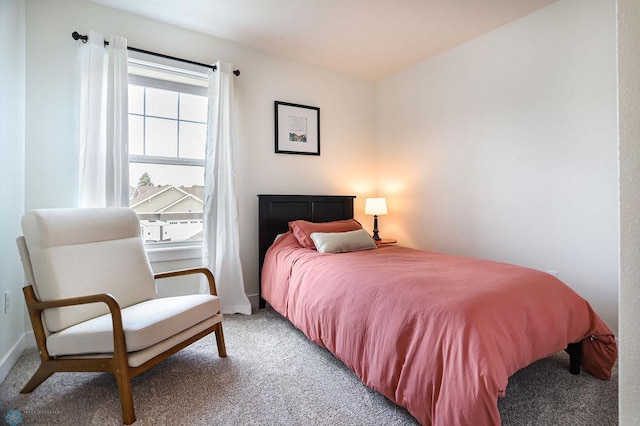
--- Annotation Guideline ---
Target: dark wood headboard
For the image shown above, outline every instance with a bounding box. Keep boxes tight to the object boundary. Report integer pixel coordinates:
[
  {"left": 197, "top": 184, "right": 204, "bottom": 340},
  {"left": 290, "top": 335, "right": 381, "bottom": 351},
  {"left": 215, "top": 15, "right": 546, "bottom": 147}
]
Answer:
[{"left": 257, "top": 194, "right": 356, "bottom": 308}]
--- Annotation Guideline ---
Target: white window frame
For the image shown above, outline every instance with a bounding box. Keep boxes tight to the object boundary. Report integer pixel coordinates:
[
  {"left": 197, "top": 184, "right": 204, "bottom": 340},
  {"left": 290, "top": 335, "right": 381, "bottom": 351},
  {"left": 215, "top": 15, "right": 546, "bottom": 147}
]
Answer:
[
  {"left": 128, "top": 74, "right": 207, "bottom": 169},
  {"left": 128, "top": 62, "right": 208, "bottom": 260}
]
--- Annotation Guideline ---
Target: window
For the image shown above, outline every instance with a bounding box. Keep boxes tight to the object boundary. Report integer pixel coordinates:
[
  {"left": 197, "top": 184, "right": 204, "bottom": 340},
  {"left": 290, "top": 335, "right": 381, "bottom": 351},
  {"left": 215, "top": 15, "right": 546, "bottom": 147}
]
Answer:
[{"left": 127, "top": 60, "right": 208, "bottom": 245}]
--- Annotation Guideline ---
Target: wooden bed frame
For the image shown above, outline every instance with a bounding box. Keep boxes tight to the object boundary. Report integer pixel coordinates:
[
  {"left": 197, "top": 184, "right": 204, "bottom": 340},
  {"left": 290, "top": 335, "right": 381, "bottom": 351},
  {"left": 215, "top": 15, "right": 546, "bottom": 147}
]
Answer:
[{"left": 256, "top": 193, "right": 581, "bottom": 375}]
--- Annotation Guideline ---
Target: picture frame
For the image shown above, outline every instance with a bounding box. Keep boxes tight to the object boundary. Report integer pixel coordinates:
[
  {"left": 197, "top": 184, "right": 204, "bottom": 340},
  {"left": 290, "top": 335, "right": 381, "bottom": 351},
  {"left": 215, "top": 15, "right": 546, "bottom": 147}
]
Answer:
[{"left": 274, "top": 101, "right": 320, "bottom": 155}]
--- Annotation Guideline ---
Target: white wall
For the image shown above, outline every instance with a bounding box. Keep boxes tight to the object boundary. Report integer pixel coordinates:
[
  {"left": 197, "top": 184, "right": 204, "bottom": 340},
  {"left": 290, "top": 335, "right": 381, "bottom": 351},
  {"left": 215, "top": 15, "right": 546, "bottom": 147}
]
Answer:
[
  {"left": 24, "top": 0, "right": 377, "bottom": 303},
  {"left": 618, "top": 0, "right": 640, "bottom": 423},
  {"left": 0, "top": 0, "right": 27, "bottom": 383},
  {"left": 376, "top": 0, "right": 618, "bottom": 331}
]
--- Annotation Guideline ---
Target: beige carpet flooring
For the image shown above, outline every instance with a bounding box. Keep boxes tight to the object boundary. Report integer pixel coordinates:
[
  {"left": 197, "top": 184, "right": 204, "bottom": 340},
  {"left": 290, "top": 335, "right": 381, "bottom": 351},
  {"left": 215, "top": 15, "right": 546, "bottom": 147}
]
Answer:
[{"left": 0, "top": 307, "right": 617, "bottom": 425}]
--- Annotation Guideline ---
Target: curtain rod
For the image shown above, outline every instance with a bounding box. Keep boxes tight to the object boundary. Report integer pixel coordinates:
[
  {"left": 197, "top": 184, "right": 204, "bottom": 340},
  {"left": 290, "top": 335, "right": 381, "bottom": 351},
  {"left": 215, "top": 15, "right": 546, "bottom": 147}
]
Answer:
[{"left": 72, "top": 31, "right": 240, "bottom": 76}]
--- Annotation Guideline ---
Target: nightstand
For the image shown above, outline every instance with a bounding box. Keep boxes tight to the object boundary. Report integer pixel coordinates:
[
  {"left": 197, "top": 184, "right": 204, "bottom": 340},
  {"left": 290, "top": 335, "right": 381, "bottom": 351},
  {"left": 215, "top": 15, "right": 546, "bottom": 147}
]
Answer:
[{"left": 376, "top": 238, "right": 397, "bottom": 246}]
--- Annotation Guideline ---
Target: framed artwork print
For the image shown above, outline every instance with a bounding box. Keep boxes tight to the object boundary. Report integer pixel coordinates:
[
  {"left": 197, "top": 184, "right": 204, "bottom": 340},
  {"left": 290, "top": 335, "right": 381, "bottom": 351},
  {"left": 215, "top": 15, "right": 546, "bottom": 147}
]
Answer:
[{"left": 274, "top": 101, "right": 320, "bottom": 155}]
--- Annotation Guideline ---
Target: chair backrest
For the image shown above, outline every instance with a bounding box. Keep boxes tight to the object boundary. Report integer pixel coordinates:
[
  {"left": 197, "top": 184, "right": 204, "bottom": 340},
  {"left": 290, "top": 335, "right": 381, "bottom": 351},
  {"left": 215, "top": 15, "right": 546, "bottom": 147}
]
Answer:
[{"left": 20, "top": 207, "right": 157, "bottom": 332}]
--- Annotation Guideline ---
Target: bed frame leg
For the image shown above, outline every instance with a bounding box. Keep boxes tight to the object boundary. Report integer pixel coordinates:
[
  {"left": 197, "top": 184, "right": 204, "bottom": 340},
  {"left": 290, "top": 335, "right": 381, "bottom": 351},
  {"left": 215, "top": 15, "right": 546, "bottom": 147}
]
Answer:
[{"left": 567, "top": 342, "right": 581, "bottom": 375}]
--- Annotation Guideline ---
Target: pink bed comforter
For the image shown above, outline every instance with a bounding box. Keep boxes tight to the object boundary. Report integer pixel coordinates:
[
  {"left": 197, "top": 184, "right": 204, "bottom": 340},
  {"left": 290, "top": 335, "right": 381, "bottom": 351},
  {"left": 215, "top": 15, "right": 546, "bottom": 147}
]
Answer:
[{"left": 261, "top": 233, "right": 617, "bottom": 425}]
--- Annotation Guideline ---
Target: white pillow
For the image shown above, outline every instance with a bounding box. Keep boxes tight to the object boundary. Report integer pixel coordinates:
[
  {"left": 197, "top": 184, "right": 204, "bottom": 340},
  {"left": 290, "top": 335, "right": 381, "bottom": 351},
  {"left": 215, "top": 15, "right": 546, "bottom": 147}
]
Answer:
[{"left": 310, "top": 229, "right": 378, "bottom": 254}]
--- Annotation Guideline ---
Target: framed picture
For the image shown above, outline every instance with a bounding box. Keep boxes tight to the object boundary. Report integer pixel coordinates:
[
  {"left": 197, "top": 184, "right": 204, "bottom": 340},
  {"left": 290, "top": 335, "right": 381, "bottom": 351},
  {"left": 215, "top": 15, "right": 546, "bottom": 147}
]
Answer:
[{"left": 274, "top": 101, "right": 320, "bottom": 155}]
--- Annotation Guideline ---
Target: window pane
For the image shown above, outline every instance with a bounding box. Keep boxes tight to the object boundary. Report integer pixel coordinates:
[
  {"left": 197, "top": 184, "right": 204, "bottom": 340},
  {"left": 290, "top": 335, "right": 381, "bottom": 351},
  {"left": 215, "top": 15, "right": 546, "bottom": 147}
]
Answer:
[
  {"left": 129, "top": 85, "right": 144, "bottom": 114},
  {"left": 145, "top": 117, "right": 177, "bottom": 157},
  {"left": 129, "top": 163, "right": 204, "bottom": 244},
  {"left": 129, "top": 115, "right": 144, "bottom": 155},
  {"left": 180, "top": 93, "right": 208, "bottom": 122},
  {"left": 179, "top": 122, "right": 206, "bottom": 160},
  {"left": 146, "top": 87, "right": 178, "bottom": 119}
]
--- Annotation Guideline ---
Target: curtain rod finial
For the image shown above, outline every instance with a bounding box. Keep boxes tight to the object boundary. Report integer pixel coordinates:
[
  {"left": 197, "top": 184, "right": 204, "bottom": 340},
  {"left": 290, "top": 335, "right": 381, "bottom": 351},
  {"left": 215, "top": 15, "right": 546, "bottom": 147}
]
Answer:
[{"left": 72, "top": 31, "right": 88, "bottom": 43}]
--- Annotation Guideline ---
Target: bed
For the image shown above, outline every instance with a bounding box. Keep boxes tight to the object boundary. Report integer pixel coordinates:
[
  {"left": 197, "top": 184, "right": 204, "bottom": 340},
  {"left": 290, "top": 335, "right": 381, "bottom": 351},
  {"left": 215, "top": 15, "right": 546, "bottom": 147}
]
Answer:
[{"left": 257, "top": 194, "right": 617, "bottom": 425}]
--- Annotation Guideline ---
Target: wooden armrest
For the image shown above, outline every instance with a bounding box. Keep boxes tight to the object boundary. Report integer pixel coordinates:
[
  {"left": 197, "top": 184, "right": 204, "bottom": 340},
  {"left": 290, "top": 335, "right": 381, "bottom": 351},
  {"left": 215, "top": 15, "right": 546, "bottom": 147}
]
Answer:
[
  {"left": 23, "top": 286, "right": 128, "bottom": 360},
  {"left": 154, "top": 267, "right": 218, "bottom": 296},
  {"left": 28, "top": 290, "right": 120, "bottom": 312}
]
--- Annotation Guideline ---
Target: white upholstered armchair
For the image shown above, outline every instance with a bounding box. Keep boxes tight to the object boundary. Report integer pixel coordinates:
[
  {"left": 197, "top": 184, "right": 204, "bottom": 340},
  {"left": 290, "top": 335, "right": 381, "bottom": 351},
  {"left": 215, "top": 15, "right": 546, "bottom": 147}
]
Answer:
[{"left": 15, "top": 207, "right": 226, "bottom": 424}]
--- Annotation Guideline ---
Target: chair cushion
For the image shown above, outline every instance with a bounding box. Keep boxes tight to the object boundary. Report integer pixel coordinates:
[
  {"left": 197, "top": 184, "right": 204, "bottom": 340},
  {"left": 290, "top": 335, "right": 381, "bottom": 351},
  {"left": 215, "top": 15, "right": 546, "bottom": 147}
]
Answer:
[
  {"left": 55, "top": 313, "right": 223, "bottom": 368},
  {"left": 21, "top": 208, "right": 157, "bottom": 332},
  {"left": 46, "top": 294, "right": 221, "bottom": 356}
]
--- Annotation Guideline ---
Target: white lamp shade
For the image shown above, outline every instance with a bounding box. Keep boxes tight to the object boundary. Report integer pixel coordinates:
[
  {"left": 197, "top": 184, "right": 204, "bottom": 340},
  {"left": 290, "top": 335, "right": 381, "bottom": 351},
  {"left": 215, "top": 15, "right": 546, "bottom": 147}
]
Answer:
[{"left": 365, "top": 198, "right": 388, "bottom": 215}]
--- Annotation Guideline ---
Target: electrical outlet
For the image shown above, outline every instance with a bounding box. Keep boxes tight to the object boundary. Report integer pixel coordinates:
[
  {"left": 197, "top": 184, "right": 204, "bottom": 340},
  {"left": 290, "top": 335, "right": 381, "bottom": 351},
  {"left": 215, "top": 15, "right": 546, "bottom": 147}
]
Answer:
[{"left": 4, "top": 291, "right": 10, "bottom": 314}]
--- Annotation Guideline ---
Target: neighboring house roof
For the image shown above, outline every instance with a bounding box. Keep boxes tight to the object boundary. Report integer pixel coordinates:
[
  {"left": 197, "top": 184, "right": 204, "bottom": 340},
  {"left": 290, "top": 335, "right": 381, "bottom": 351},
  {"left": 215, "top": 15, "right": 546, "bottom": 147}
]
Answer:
[
  {"left": 180, "top": 185, "right": 205, "bottom": 200},
  {"left": 130, "top": 185, "right": 204, "bottom": 214},
  {"left": 129, "top": 185, "right": 173, "bottom": 207}
]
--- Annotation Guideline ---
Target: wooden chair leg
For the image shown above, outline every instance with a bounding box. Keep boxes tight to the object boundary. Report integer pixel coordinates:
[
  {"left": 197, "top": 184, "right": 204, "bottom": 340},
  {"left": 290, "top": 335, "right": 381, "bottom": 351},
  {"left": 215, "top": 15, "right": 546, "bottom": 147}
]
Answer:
[
  {"left": 215, "top": 323, "right": 227, "bottom": 357},
  {"left": 21, "top": 363, "right": 55, "bottom": 393},
  {"left": 114, "top": 371, "right": 136, "bottom": 425}
]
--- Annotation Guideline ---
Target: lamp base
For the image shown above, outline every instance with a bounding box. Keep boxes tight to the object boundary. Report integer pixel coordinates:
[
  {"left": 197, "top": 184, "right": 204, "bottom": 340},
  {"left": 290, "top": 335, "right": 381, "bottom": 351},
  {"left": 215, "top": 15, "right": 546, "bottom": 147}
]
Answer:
[{"left": 372, "top": 215, "right": 381, "bottom": 241}]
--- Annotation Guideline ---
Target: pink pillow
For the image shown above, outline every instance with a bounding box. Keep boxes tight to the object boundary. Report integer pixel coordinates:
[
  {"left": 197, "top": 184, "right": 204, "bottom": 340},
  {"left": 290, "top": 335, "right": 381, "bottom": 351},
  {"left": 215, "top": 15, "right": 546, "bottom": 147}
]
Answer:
[{"left": 289, "top": 219, "right": 363, "bottom": 249}]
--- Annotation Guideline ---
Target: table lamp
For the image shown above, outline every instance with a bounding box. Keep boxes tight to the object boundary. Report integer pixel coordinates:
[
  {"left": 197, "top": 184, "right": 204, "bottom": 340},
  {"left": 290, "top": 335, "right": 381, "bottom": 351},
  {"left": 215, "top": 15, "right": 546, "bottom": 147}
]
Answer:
[{"left": 365, "top": 198, "right": 388, "bottom": 241}]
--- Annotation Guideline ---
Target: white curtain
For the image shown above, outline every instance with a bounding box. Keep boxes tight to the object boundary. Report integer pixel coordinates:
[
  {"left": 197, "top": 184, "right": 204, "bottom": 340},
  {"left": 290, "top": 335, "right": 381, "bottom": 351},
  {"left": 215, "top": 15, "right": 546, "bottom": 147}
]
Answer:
[
  {"left": 77, "top": 31, "right": 129, "bottom": 208},
  {"left": 202, "top": 61, "right": 251, "bottom": 315}
]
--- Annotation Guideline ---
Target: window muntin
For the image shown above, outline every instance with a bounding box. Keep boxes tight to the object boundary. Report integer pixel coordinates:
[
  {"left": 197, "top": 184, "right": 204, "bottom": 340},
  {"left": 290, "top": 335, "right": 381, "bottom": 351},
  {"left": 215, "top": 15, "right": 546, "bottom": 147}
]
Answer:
[{"left": 128, "top": 64, "right": 208, "bottom": 246}]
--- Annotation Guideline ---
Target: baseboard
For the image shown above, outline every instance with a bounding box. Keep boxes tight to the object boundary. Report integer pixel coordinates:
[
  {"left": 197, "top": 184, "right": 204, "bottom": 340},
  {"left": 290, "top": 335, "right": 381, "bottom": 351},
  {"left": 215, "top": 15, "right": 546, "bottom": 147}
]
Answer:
[{"left": 0, "top": 331, "right": 35, "bottom": 385}]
